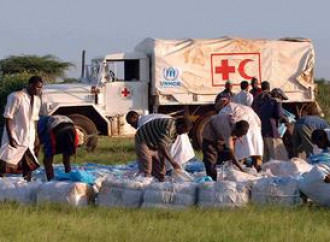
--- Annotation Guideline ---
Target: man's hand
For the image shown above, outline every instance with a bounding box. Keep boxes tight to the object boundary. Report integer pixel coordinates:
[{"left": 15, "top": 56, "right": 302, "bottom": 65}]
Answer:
[
  {"left": 9, "top": 138, "right": 18, "bottom": 148},
  {"left": 34, "top": 144, "right": 40, "bottom": 157},
  {"left": 324, "top": 174, "right": 330, "bottom": 183},
  {"left": 172, "top": 162, "right": 181, "bottom": 171}
]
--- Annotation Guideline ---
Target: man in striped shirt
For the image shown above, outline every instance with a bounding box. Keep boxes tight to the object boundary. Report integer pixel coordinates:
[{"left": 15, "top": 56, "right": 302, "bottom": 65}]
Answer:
[{"left": 135, "top": 117, "right": 192, "bottom": 181}]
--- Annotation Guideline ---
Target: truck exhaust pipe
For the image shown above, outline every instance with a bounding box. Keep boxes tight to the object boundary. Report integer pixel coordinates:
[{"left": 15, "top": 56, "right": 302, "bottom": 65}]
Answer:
[{"left": 81, "top": 49, "right": 86, "bottom": 79}]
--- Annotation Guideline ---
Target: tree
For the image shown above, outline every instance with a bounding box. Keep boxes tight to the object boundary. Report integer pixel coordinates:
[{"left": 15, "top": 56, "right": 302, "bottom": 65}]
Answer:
[{"left": 0, "top": 55, "right": 73, "bottom": 81}]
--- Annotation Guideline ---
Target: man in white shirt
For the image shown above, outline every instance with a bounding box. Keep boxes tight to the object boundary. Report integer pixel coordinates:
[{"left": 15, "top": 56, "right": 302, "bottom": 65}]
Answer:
[
  {"left": 234, "top": 80, "right": 254, "bottom": 107},
  {"left": 126, "top": 111, "right": 195, "bottom": 169},
  {"left": 0, "top": 76, "right": 43, "bottom": 180}
]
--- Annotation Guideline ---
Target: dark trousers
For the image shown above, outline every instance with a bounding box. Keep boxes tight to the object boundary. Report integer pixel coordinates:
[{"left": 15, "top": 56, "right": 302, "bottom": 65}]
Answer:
[
  {"left": 0, "top": 149, "right": 39, "bottom": 181},
  {"left": 292, "top": 124, "right": 314, "bottom": 157},
  {"left": 135, "top": 142, "right": 165, "bottom": 182},
  {"left": 202, "top": 139, "right": 229, "bottom": 181}
]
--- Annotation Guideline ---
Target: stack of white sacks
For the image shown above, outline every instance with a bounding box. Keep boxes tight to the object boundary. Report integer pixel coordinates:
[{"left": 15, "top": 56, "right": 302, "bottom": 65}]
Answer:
[
  {"left": 2, "top": 157, "right": 330, "bottom": 208},
  {"left": 97, "top": 158, "right": 315, "bottom": 208},
  {"left": 0, "top": 178, "right": 94, "bottom": 207}
]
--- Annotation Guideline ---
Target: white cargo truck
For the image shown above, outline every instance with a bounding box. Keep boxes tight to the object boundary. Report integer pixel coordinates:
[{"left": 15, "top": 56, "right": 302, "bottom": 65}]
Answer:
[{"left": 42, "top": 37, "right": 317, "bottom": 149}]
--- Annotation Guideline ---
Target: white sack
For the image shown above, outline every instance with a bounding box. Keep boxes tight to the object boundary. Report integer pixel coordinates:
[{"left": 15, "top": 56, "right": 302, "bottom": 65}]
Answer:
[
  {"left": 0, "top": 178, "right": 41, "bottom": 204},
  {"left": 98, "top": 176, "right": 154, "bottom": 208},
  {"left": 142, "top": 182, "right": 197, "bottom": 209},
  {"left": 261, "top": 158, "right": 313, "bottom": 177},
  {"left": 198, "top": 181, "right": 249, "bottom": 208},
  {"left": 36, "top": 181, "right": 93, "bottom": 206},
  {"left": 226, "top": 168, "right": 263, "bottom": 187},
  {"left": 298, "top": 164, "right": 330, "bottom": 207},
  {"left": 251, "top": 177, "right": 301, "bottom": 206}
]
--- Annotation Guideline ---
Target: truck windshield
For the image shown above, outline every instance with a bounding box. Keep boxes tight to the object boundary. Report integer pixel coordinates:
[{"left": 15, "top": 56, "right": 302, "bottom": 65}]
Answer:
[
  {"left": 83, "top": 59, "right": 103, "bottom": 85},
  {"left": 105, "top": 60, "right": 140, "bottom": 82}
]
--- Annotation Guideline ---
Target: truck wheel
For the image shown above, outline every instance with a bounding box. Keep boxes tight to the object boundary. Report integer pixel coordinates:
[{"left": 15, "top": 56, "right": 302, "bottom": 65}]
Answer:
[
  {"left": 192, "top": 112, "right": 215, "bottom": 150},
  {"left": 68, "top": 114, "right": 98, "bottom": 152}
]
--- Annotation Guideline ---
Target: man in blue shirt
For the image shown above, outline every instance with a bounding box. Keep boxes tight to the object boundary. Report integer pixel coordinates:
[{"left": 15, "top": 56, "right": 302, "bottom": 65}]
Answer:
[
  {"left": 259, "top": 88, "right": 289, "bottom": 161},
  {"left": 293, "top": 107, "right": 330, "bottom": 157}
]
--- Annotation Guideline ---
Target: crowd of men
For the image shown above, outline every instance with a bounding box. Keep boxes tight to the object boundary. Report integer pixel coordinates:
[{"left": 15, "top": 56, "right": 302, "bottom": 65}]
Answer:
[
  {"left": 127, "top": 77, "right": 330, "bottom": 181},
  {"left": 0, "top": 75, "right": 330, "bottom": 183}
]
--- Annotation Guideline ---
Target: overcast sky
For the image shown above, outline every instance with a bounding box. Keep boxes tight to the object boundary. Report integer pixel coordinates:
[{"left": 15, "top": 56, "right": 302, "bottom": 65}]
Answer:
[{"left": 0, "top": 0, "right": 329, "bottom": 79}]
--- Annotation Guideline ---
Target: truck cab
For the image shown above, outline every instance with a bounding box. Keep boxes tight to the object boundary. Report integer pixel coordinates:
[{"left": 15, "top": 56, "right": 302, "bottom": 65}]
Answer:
[{"left": 42, "top": 52, "right": 149, "bottom": 150}]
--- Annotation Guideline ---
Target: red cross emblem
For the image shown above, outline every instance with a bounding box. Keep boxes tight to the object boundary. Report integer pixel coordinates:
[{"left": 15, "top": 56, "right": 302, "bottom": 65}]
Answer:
[
  {"left": 215, "top": 60, "right": 236, "bottom": 80},
  {"left": 211, "top": 53, "right": 261, "bottom": 87},
  {"left": 121, "top": 87, "right": 132, "bottom": 98}
]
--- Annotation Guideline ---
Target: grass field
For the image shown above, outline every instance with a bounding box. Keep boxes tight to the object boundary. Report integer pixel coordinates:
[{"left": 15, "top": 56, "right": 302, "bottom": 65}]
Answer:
[
  {"left": 1, "top": 203, "right": 330, "bottom": 242},
  {"left": 0, "top": 81, "right": 330, "bottom": 241}
]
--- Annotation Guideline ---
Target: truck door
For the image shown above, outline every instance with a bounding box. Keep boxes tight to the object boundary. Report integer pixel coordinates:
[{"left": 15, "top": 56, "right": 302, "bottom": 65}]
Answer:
[{"left": 104, "top": 58, "right": 149, "bottom": 117}]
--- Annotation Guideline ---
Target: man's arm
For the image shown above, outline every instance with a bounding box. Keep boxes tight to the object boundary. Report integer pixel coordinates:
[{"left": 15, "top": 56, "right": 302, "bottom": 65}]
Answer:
[
  {"left": 5, "top": 118, "right": 17, "bottom": 148},
  {"left": 274, "top": 101, "right": 289, "bottom": 124},
  {"left": 227, "top": 136, "right": 244, "bottom": 172}
]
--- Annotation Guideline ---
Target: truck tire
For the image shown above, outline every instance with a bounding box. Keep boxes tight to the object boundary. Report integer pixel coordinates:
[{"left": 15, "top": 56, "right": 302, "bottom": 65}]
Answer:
[
  {"left": 192, "top": 111, "right": 215, "bottom": 150},
  {"left": 68, "top": 114, "right": 98, "bottom": 152}
]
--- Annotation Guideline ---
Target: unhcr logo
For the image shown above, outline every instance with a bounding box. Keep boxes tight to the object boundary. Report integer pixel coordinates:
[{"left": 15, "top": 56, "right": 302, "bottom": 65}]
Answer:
[{"left": 163, "top": 67, "right": 179, "bottom": 81}]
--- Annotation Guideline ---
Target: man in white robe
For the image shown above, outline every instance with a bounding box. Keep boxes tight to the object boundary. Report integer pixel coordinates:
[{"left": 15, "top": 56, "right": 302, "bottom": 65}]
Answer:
[
  {"left": 0, "top": 76, "right": 43, "bottom": 180},
  {"left": 215, "top": 93, "right": 263, "bottom": 171},
  {"left": 126, "top": 111, "right": 195, "bottom": 170}
]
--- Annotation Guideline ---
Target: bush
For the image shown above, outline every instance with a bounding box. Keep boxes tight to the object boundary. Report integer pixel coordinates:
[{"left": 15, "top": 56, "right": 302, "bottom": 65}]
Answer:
[
  {"left": 0, "top": 73, "right": 30, "bottom": 134},
  {"left": 315, "top": 80, "right": 330, "bottom": 121}
]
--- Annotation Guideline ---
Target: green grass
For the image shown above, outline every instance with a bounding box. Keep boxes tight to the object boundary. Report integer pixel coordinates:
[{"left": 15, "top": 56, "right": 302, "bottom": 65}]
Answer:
[
  {"left": 316, "top": 81, "right": 330, "bottom": 120},
  {"left": 67, "top": 137, "right": 136, "bottom": 165},
  {"left": 1, "top": 204, "right": 330, "bottom": 242}
]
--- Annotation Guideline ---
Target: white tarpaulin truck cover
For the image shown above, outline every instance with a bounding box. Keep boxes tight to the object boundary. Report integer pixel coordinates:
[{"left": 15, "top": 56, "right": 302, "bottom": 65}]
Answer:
[{"left": 135, "top": 37, "right": 315, "bottom": 104}]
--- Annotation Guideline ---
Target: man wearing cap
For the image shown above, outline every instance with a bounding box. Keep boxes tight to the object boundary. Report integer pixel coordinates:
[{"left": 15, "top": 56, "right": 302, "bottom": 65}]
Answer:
[
  {"left": 249, "top": 77, "right": 262, "bottom": 98},
  {"left": 234, "top": 80, "right": 254, "bottom": 107},
  {"left": 259, "top": 88, "right": 289, "bottom": 161},
  {"left": 215, "top": 92, "right": 264, "bottom": 171},
  {"left": 252, "top": 81, "right": 272, "bottom": 114},
  {"left": 215, "top": 80, "right": 236, "bottom": 103}
]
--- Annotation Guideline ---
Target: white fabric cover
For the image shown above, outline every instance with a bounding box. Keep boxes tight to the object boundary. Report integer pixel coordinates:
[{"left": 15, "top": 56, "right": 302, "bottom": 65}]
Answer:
[
  {"left": 98, "top": 176, "right": 154, "bottom": 208},
  {"left": 135, "top": 37, "right": 314, "bottom": 103},
  {"left": 298, "top": 163, "right": 330, "bottom": 207},
  {"left": 36, "top": 182, "right": 92, "bottom": 206},
  {"left": 142, "top": 182, "right": 197, "bottom": 209},
  {"left": 251, "top": 177, "right": 301, "bottom": 206},
  {"left": 261, "top": 158, "right": 313, "bottom": 177},
  {"left": 198, "top": 181, "right": 249, "bottom": 208},
  {"left": 0, "top": 178, "right": 41, "bottom": 204}
]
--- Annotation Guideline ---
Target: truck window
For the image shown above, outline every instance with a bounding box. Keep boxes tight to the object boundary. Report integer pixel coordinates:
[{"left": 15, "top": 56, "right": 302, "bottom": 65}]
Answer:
[{"left": 106, "top": 60, "right": 140, "bottom": 82}]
